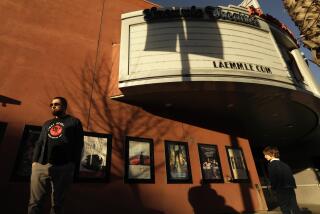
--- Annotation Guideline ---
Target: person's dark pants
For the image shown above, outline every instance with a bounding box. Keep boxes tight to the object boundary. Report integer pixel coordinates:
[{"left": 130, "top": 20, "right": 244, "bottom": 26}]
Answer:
[
  {"left": 28, "top": 162, "right": 75, "bottom": 214},
  {"left": 276, "top": 188, "right": 300, "bottom": 214}
]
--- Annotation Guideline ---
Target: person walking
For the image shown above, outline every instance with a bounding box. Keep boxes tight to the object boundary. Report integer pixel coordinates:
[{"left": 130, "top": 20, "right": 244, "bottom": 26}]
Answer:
[
  {"left": 263, "top": 146, "right": 300, "bottom": 214},
  {"left": 28, "top": 97, "right": 84, "bottom": 214}
]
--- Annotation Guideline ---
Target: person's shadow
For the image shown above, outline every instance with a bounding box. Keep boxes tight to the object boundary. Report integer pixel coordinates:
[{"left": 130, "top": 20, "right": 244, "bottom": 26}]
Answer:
[{"left": 188, "top": 182, "right": 239, "bottom": 214}]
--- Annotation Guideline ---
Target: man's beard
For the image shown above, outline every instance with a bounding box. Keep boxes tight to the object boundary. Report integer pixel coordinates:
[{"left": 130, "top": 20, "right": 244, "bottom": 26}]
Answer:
[{"left": 52, "top": 109, "right": 64, "bottom": 117}]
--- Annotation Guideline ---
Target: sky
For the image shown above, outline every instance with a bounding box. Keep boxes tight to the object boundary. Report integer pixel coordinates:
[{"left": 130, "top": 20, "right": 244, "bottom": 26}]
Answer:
[{"left": 150, "top": 0, "right": 320, "bottom": 84}]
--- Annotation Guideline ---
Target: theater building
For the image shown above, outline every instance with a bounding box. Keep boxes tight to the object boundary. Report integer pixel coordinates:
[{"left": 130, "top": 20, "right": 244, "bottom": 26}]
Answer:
[{"left": 1, "top": 0, "right": 320, "bottom": 213}]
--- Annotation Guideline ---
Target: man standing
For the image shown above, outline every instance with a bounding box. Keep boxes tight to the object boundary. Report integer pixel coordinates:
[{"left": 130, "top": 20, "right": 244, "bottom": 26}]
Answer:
[
  {"left": 263, "top": 146, "right": 300, "bottom": 214},
  {"left": 28, "top": 97, "right": 84, "bottom": 214}
]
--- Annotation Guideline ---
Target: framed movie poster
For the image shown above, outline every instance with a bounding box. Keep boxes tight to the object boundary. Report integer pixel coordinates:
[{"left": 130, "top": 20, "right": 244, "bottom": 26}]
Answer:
[
  {"left": 79, "top": 132, "right": 112, "bottom": 181},
  {"left": 165, "top": 140, "right": 192, "bottom": 183},
  {"left": 225, "top": 146, "right": 249, "bottom": 182},
  {"left": 11, "top": 125, "right": 42, "bottom": 181},
  {"left": 198, "top": 144, "right": 223, "bottom": 183},
  {"left": 124, "top": 136, "right": 154, "bottom": 183}
]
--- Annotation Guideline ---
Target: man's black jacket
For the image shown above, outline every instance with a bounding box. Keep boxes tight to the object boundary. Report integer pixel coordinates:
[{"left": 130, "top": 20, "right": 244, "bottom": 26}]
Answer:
[
  {"left": 268, "top": 159, "right": 296, "bottom": 190},
  {"left": 32, "top": 115, "right": 84, "bottom": 166}
]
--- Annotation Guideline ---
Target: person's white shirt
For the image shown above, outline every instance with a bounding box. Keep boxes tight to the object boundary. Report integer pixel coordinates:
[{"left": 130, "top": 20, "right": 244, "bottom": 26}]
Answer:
[{"left": 270, "top": 158, "right": 279, "bottom": 162}]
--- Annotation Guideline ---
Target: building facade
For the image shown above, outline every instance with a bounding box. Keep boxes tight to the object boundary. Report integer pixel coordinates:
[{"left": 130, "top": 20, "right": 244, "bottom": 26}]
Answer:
[{"left": 1, "top": 0, "right": 320, "bottom": 213}]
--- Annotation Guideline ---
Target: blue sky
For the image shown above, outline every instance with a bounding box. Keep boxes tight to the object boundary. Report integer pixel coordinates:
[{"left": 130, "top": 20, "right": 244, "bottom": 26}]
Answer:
[{"left": 151, "top": 0, "right": 320, "bottom": 83}]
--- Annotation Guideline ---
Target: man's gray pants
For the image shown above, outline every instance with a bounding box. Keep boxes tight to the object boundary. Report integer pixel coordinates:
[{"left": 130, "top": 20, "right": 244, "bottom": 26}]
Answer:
[{"left": 28, "top": 162, "right": 75, "bottom": 214}]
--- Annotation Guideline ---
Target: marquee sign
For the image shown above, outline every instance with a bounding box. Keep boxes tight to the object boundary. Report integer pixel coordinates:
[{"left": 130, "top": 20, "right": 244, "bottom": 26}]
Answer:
[
  {"left": 143, "top": 6, "right": 260, "bottom": 28},
  {"left": 212, "top": 61, "right": 272, "bottom": 74},
  {"left": 119, "top": 5, "right": 297, "bottom": 90}
]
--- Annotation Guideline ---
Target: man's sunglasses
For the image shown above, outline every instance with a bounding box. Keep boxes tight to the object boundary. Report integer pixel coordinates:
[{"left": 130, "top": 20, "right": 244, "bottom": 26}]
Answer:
[{"left": 50, "top": 103, "right": 62, "bottom": 107}]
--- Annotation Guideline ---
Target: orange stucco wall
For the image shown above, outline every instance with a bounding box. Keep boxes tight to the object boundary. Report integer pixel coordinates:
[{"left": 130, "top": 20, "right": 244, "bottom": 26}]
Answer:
[{"left": 0, "top": 0, "right": 265, "bottom": 213}]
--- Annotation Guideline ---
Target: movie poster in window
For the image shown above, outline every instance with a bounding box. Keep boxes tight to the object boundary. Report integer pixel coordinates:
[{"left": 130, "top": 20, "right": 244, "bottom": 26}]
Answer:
[
  {"left": 226, "top": 146, "right": 249, "bottom": 182},
  {"left": 124, "top": 136, "right": 154, "bottom": 183},
  {"left": 165, "top": 140, "right": 192, "bottom": 183},
  {"left": 198, "top": 144, "right": 223, "bottom": 183},
  {"left": 79, "top": 132, "right": 112, "bottom": 181}
]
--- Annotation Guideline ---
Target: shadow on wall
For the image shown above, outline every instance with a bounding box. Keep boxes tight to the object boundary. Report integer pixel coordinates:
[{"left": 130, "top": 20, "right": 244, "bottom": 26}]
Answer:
[
  {"left": 230, "top": 135, "right": 255, "bottom": 213},
  {"left": 65, "top": 179, "right": 164, "bottom": 214},
  {"left": 188, "top": 183, "right": 239, "bottom": 214},
  {"left": 2, "top": 53, "right": 173, "bottom": 214},
  {"left": 143, "top": 8, "right": 223, "bottom": 81},
  {"left": 2, "top": 180, "right": 165, "bottom": 214},
  {"left": 47, "top": 54, "right": 171, "bottom": 213}
]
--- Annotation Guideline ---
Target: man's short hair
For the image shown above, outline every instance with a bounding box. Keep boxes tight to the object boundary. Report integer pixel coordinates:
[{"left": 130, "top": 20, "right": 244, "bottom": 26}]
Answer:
[
  {"left": 263, "top": 146, "right": 280, "bottom": 158},
  {"left": 53, "top": 97, "right": 68, "bottom": 109}
]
